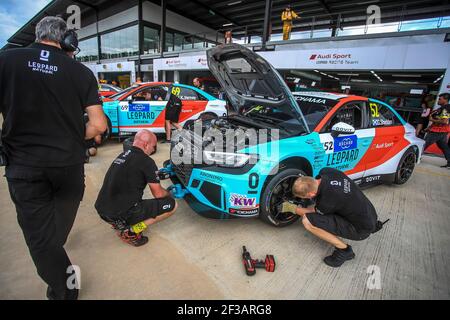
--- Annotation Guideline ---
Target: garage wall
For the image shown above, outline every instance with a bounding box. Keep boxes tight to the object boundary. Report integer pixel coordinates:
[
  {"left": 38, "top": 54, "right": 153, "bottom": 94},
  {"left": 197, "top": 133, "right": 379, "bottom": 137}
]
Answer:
[
  {"left": 142, "top": 1, "right": 216, "bottom": 39},
  {"left": 77, "top": 6, "right": 139, "bottom": 39}
]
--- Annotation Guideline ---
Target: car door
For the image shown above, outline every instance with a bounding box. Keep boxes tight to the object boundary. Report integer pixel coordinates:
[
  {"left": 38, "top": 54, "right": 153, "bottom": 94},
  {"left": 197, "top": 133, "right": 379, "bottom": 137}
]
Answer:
[
  {"left": 319, "top": 101, "right": 372, "bottom": 179},
  {"left": 117, "top": 86, "right": 167, "bottom": 132},
  {"left": 361, "top": 100, "right": 408, "bottom": 179},
  {"left": 176, "top": 87, "right": 208, "bottom": 123}
]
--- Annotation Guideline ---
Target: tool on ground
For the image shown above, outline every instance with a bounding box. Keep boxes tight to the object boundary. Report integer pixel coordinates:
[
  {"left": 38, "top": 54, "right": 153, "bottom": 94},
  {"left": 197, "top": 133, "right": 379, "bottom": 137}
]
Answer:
[{"left": 242, "top": 246, "right": 276, "bottom": 276}]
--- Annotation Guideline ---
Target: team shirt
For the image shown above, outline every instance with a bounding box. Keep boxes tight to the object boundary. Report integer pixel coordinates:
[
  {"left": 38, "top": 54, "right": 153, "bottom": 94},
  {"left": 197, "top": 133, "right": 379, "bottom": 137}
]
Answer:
[
  {"left": 95, "top": 147, "right": 159, "bottom": 217},
  {"left": 0, "top": 43, "right": 101, "bottom": 167},
  {"left": 315, "top": 167, "right": 377, "bottom": 232}
]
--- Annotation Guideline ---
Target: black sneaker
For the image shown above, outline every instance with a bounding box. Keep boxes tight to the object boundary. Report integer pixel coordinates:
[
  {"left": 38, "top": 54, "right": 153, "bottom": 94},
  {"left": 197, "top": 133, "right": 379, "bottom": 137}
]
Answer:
[
  {"left": 119, "top": 229, "right": 149, "bottom": 247},
  {"left": 440, "top": 164, "right": 450, "bottom": 169},
  {"left": 323, "top": 245, "right": 355, "bottom": 268}
]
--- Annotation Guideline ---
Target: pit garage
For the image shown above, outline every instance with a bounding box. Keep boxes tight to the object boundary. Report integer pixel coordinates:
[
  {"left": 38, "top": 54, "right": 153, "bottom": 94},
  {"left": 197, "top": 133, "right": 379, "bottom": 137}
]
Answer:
[{"left": 0, "top": 0, "right": 450, "bottom": 303}]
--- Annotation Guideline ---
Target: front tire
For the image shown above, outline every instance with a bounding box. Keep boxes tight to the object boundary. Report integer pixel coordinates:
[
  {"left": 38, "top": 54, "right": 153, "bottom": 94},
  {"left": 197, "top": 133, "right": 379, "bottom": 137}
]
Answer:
[
  {"left": 259, "top": 168, "right": 306, "bottom": 227},
  {"left": 394, "top": 148, "right": 416, "bottom": 185}
]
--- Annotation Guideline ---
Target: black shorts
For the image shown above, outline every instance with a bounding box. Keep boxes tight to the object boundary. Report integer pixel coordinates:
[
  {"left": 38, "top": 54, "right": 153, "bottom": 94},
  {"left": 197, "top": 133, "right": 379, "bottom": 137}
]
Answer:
[
  {"left": 165, "top": 106, "right": 181, "bottom": 122},
  {"left": 101, "top": 197, "right": 175, "bottom": 226},
  {"left": 305, "top": 213, "right": 372, "bottom": 241},
  {"left": 125, "top": 197, "right": 175, "bottom": 225}
]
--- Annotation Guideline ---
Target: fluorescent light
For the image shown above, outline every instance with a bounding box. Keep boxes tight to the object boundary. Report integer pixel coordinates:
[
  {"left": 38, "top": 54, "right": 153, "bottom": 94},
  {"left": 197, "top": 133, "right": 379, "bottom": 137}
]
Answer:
[
  {"left": 394, "top": 81, "right": 420, "bottom": 84},
  {"left": 351, "top": 79, "right": 371, "bottom": 83},
  {"left": 392, "top": 74, "right": 422, "bottom": 78},
  {"left": 223, "top": 23, "right": 233, "bottom": 26},
  {"left": 337, "top": 73, "right": 359, "bottom": 76},
  {"left": 228, "top": 0, "right": 242, "bottom": 5}
]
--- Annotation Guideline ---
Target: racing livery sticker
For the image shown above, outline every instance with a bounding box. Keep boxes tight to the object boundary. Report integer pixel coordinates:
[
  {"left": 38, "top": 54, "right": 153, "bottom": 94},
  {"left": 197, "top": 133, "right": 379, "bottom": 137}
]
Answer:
[
  {"left": 229, "top": 193, "right": 258, "bottom": 208},
  {"left": 129, "top": 104, "right": 150, "bottom": 112},
  {"left": 229, "top": 208, "right": 259, "bottom": 215},
  {"left": 334, "top": 135, "right": 357, "bottom": 152}
]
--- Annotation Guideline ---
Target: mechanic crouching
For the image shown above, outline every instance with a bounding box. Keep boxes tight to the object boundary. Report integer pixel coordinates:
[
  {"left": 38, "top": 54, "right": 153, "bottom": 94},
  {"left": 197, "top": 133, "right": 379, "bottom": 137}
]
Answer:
[
  {"left": 95, "top": 130, "right": 177, "bottom": 247},
  {"left": 284, "top": 168, "right": 382, "bottom": 268}
]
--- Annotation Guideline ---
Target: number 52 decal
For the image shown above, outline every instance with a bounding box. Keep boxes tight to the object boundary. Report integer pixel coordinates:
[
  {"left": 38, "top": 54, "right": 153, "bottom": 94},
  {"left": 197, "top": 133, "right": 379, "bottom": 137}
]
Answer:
[{"left": 323, "top": 141, "right": 334, "bottom": 151}]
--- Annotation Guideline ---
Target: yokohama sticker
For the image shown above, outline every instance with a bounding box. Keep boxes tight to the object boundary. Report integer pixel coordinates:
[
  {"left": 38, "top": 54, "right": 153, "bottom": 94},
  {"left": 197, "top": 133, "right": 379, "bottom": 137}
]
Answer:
[{"left": 229, "top": 208, "right": 259, "bottom": 215}]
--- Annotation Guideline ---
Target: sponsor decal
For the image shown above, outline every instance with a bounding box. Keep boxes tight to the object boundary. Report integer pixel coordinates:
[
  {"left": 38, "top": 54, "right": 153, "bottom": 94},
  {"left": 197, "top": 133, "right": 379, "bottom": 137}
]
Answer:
[
  {"left": 120, "top": 105, "right": 129, "bottom": 112},
  {"left": 365, "top": 175, "right": 381, "bottom": 183},
  {"left": 374, "top": 142, "right": 394, "bottom": 149},
  {"left": 330, "top": 180, "right": 341, "bottom": 186},
  {"left": 127, "top": 112, "right": 155, "bottom": 120},
  {"left": 28, "top": 61, "right": 58, "bottom": 74},
  {"left": 40, "top": 50, "right": 50, "bottom": 62},
  {"left": 229, "top": 208, "right": 259, "bottom": 215},
  {"left": 129, "top": 104, "right": 150, "bottom": 112},
  {"left": 308, "top": 53, "right": 358, "bottom": 65},
  {"left": 334, "top": 135, "right": 357, "bottom": 152},
  {"left": 343, "top": 178, "right": 351, "bottom": 193},
  {"left": 199, "top": 171, "right": 223, "bottom": 182},
  {"left": 326, "top": 149, "right": 359, "bottom": 166},
  {"left": 296, "top": 96, "right": 327, "bottom": 104},
  {"left": 229, "top": 193, "right": 258, "bottom": 208}
]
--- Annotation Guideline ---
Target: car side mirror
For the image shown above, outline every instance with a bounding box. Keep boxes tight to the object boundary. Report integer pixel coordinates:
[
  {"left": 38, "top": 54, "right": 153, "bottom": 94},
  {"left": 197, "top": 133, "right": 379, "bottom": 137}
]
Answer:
[{"left": 331, "top": 122, "right": 355, "bottom": 137}]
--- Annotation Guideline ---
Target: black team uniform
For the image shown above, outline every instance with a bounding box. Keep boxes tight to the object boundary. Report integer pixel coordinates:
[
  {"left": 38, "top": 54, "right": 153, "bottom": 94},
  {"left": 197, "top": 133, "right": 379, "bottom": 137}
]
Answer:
[
  {"left": 95, "top": 147, "right": 175, "bottom": 246},
  {"left": 306, "top": 168, "right": 379, "bottom": 267},
  {"left": 0, "top": 43, "right": 101, "bottom": 299}
]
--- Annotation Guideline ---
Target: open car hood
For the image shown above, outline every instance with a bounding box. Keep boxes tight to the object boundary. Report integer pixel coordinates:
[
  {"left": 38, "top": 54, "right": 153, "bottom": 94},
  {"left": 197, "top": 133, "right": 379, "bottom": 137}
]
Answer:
[{"left": 207, "top": 44, "right": 309, "bottom": 133}]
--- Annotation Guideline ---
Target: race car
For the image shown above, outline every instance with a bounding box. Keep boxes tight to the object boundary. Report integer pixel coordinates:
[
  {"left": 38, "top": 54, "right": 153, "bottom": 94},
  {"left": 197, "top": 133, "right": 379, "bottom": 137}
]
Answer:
[
  {"left": 166, "top": 43, "right": 425, "bottom": 227},
  {"left": 98, "top": 83, "right": 122, "bottom": 99},
  {"left": 102, "top": 82, "right": 227, "bottom": 137}
]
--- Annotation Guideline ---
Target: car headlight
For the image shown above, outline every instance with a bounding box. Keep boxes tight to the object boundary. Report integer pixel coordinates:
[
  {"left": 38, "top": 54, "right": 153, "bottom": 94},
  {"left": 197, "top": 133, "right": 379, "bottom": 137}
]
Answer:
[{"left": 203, "top": 151, "right": 254, "bottom": 167}]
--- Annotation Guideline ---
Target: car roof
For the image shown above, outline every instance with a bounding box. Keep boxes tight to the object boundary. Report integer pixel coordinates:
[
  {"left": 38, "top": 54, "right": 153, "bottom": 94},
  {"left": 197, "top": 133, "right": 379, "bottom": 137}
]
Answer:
[
  {"left": 137, "top": 82, "right": 171, "bottom": 87},
  {"left": 292, "top": 91, "right": 367, "bottom": 101}
]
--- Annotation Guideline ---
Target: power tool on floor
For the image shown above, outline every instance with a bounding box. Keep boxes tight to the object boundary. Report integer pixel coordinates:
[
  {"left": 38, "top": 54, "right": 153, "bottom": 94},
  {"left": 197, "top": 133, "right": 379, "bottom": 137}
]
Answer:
[{"left": 242, "top": 246, "right": 276, "bottom": 276}]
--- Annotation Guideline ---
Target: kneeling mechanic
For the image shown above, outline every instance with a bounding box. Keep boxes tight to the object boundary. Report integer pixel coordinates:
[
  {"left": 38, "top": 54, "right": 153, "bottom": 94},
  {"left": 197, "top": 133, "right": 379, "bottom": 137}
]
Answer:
[
  {"left": 283, "top": 167, "right": 385, "bottom": 267},
  {"left": 95, "top": 129, "right": 177, "bottom": 246}
]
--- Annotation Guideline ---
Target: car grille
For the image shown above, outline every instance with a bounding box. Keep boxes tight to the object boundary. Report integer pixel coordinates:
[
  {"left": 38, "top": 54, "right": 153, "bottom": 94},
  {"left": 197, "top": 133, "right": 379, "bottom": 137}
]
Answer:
[{"left": 172, "top": 162, "right": 193, "bottom": 186}]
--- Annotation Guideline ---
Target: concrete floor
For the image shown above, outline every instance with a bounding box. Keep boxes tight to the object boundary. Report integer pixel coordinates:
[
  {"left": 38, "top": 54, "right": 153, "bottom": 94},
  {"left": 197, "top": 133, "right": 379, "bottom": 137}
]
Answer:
[{"left": 1, "top": 140, "right": 449, "bottom": 300}]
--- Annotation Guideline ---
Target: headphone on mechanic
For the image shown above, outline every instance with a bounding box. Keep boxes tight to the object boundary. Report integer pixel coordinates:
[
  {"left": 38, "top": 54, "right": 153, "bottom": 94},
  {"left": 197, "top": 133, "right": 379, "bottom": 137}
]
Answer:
[{"left": 60, "top": 29, "right": 80, "bottom": 54}]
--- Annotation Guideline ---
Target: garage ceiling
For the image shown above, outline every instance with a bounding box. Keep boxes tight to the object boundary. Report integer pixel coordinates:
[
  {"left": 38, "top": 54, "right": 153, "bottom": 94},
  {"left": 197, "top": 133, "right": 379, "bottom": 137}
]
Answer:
[{"left": 4, "top": 0, "right": 450, "bottom": 49}]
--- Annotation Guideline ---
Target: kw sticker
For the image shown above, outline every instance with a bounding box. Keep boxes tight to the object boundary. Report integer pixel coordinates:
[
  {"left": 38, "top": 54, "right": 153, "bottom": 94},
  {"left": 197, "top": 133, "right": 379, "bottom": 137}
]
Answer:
[{"left": 229, "top": 193, "right": 258, "bottom": 208}]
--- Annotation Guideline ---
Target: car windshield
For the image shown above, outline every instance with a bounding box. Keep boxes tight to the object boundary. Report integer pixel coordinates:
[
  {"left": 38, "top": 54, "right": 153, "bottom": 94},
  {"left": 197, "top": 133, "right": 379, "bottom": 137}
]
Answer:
[
  {"left": 294, "top": 95, "right": 336, "bottom": 130},
  {"left": 108, "top": 85, "right": 140, "bottom": 101}
]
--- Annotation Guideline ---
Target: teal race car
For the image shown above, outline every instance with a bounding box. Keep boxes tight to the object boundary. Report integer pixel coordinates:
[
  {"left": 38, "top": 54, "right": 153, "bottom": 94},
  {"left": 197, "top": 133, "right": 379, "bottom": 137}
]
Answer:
[{"left": 165, "top": 44, "right": 424, "bottom": 227}]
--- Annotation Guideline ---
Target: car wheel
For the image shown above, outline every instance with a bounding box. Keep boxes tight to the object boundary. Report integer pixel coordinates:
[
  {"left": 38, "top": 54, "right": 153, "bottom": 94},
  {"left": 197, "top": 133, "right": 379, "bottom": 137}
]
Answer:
[
  {"left": 183, "top": 120, "right": 195, "bottom": 130},
  {"left": 259, "top": 168, "right": 306, "bottom": 227},
  {"left": 394, "top": 148, "right": 416, "bottom": 185}
]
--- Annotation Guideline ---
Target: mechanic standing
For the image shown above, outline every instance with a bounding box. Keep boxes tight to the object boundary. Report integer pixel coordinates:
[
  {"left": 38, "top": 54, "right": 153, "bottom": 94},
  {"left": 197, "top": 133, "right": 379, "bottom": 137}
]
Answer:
[
  {"left": 423, "top": 93, "right": 450, "bottom": 168},
  {"left": 0, "top": 17, "right": 107, "bottom": 299},
  {"left": 284, "top": 168, "right": 380, "bottom": 267},
  {"left": 95, "top": 130, "right": 177, "bottom": 246},
  {"left": 164, "top": 85, "right": 183, "bottom": 143}
]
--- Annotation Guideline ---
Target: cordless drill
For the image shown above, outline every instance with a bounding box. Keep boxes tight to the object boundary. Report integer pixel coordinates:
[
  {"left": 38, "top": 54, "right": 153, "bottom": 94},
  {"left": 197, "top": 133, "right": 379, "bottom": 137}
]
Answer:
[{"left": 242, "top": 246, "right": 276, "bottom": 276}]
